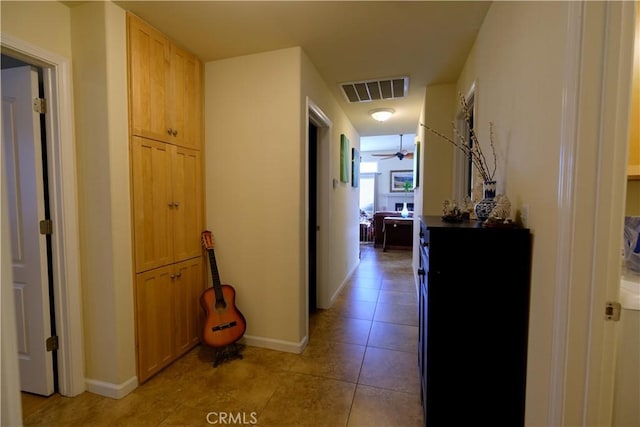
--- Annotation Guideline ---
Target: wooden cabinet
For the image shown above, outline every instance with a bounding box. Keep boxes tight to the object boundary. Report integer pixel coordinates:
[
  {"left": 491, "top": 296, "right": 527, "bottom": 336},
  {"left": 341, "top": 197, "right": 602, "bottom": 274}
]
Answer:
[
  {"left": 174, "top": 258, "right": 205, "bottom": 354},
  {"left": 135, "top": 264, "right": 174, "bottom": 382},
  {"left": 128, "top": 13, "right": 202, "bottom": 150},
  {"left": 170, "top": 45, "right": 202, "bottom": 149},
  {"left": 128, "top": 13, "right": 170, "bottom": 144},
  {"left": 128, "top": 12, "right": 205, "bottom": 383},
  {"left": 629, "top": 7, "right": 639, "bottom": 180},
  {"left": 418, "top": 216, "right": 532, "bottom": 426},
  {"left": 131, "top": 136, "right": 202, "bottom": 273},
  {"left": 135, "top": 258, "right": 203, "bottom": 383}
]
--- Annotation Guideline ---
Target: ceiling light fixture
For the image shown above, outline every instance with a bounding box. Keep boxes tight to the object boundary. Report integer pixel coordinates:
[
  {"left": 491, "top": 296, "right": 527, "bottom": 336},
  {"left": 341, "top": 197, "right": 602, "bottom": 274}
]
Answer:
[{"left": 369, "top": 108, "right": 395, "bottom": 122}]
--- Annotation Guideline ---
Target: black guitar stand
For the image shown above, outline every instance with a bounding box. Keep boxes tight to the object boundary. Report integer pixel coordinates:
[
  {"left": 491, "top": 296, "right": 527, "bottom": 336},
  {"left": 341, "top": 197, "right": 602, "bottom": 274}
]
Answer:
[{"left": 212, "top": 342, "right": 244, "bottom": 367}]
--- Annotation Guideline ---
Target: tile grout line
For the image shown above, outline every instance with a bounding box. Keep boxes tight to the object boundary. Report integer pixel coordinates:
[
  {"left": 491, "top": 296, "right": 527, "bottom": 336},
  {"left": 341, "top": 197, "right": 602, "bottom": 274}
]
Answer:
[{"left": 344, "top": 269, "right": 381, "bottom": 427}]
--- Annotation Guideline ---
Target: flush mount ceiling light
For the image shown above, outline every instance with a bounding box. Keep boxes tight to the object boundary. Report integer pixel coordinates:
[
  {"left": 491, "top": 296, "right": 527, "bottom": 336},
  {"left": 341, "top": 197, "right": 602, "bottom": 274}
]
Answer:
[{"left": 369, "top": 108, "right": 395, "bottom": 122}]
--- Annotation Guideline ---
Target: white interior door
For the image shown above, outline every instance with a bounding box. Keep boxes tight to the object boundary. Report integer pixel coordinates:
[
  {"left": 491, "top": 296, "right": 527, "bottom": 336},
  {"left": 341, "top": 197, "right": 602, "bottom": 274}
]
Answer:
[{"left": 1, "top": 65, "right": 54, "bottom": 396}]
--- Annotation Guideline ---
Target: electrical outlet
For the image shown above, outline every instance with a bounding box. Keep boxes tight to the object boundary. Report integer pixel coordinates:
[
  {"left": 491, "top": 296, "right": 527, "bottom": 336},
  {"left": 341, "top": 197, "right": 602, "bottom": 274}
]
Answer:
[{"left": 520, "top": 205, "right": 529, "bottom": 227}]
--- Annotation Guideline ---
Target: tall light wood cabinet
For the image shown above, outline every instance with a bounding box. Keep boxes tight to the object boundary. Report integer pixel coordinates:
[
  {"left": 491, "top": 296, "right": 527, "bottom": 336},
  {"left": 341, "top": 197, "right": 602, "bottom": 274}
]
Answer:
[
  {"left": 170, "top": 46, "right": 203, "bottom": 150},
  {"left": 131, "top": 137, "right": 172, "bottom": 272},
  {"left": 134, "top": 265, "right": 175, "bottom": 380},
  {"left": 128, "top": 13, "right": 202, "bottom": 150},
  {"left": 174, "top": 258, "right": 205, "bottom": 354},
  {"left": 134, "top": 258, "right": 203, "bottom": 381},
  {"left": 127, "top": 12, "right": 205, "bottom": 383},
  {"left": 128, "top": 13, "right": 171, "bottom": 144},
  {"left": 131, "top": 137, "right": 202, "bottom": 273}
]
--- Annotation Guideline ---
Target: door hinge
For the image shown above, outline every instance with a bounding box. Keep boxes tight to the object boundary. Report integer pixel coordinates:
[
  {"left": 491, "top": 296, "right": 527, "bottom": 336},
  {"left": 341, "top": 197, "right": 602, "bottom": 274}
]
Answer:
[
  {"left": 46, "top": 336, "right": 59, "bottom": 352},
  {"left": 39, "top": 219, "right": 53, "bottom": 235},
  {"left": 33, "top": 97, "right": 47, "bottom": 114},
  {"left": 605, "top": 301, "right": 622, "bottom": 321}
]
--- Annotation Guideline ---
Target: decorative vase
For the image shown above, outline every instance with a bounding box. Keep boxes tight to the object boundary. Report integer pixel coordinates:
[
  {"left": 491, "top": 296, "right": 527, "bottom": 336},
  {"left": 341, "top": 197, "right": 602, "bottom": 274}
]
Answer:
[
  {"left": 401, "top": 202, "right": 409, "bottom": 218},
  {"left": 474, "top": 180, "right": 497, "bottom": 222}
]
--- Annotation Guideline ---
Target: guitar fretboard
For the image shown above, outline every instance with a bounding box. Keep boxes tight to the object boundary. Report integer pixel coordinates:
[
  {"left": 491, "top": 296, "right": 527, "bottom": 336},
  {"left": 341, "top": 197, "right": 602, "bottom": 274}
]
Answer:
[{"left": 207, "top": 248, "right": 225, "bottom": 304}]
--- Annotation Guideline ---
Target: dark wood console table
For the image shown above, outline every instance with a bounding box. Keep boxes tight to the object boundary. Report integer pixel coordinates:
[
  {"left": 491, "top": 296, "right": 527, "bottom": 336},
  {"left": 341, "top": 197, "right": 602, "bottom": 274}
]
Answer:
[
  {"left": 382, "top": 216, "right": 413, "bottom": 251},
  {"left": 417, "top": 216, "right": 532, "bottom": 425}
]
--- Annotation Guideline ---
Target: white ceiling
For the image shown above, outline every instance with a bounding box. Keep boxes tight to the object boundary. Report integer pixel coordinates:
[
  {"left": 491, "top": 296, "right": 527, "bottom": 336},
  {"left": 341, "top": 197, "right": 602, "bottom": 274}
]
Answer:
[
  {"left": 361, "top": 133, "right": 416, "bottom": 153},
  {"left": 109, "top": 1, "right": 490, "bottom": 146}
]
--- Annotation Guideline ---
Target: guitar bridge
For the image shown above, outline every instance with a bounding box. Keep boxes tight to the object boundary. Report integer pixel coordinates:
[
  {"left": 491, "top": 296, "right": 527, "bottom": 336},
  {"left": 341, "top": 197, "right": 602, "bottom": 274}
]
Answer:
[{"left": 212, "top": 321, "right": 237, "bottom": 332}]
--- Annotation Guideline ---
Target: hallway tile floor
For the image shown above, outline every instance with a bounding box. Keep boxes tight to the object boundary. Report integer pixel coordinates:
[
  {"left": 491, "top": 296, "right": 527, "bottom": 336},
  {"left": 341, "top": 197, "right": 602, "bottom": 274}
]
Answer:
[{"left": 22, "top": 244, "right": 423, "bottom": 426}]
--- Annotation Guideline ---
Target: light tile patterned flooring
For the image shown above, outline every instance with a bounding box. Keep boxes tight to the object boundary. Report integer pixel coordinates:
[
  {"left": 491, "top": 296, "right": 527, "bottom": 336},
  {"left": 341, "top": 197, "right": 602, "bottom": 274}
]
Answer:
[{"left": 22, "top": 244, "right": 423, "bottom": 426}]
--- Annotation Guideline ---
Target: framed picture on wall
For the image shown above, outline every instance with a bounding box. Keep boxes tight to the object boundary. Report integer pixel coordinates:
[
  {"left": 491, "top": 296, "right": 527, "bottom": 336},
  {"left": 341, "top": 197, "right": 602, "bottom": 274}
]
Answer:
[
  {"left": 390, "top": 170, "right": 414, "bottom": 192},
  {"left": 351, "top": 147, "right": 360, "bottom": 187},
  {"left": 340, "top": 134, "right": 349, "bottom": 183},
  {"left": 413, "top": 141, "right": 420, "bottom": 188}
]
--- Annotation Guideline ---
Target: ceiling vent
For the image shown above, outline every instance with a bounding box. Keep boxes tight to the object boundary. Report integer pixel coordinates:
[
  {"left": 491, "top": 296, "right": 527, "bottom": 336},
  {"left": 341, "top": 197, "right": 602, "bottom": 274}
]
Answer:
[{"left": 340, "top": 76, "right": 409, "bottom": 103}]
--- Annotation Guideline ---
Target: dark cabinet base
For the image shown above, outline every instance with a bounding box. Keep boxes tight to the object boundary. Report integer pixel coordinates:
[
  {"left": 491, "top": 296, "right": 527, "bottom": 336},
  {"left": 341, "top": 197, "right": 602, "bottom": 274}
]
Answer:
[{"left": 418, "top": 216, "right": 532, "bottom": 426}]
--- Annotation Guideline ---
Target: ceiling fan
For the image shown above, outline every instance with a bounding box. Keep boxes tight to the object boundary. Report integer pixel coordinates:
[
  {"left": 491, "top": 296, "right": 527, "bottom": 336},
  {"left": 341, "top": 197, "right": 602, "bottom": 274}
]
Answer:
[{"left": 372, "top": 134, "right": 414, "bottom": 160}]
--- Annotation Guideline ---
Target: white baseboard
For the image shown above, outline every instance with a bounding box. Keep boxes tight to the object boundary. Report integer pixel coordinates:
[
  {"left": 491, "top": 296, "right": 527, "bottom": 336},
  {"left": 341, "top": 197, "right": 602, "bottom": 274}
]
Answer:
[
  {"left": 328, "top": 258, "right": 360, "bottom": 307},
  {"left": 85, "top": 375, "right": 138, "bottom": 399},
  {"left": 241, "top": 334, "right": 308, "bottom": 354},
  {"left": 329, "top": 279, "right": 348, "bottom": 307}
]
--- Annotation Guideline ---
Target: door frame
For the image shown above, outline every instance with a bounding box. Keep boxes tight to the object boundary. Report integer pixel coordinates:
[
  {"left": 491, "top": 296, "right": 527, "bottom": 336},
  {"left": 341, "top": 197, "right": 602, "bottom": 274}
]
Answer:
[
  {"left": 305, "top": 98, "right": 332, "bottom": 329},
  {"left": 3, "top": 64, "right": 57, "bottom": 396},
  {"left": 548, "top": 1, "right": 636, "bottom": 425},
  {"left": 1, "top": 33, "right": 85, "bottom": 397},
  {"left": 452, "top": 81, "right": 476, "bottom": 202}
]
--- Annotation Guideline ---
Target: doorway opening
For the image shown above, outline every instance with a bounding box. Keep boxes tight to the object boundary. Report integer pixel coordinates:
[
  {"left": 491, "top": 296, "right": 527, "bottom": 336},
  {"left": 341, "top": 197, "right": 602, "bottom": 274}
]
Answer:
[
  {"left": 308, "top": 121, "right": 318, "bottom": 312},
  {"left": 1, "top": 35, "right": 85, "bottom": 400},
  {"left": 306, "top": 99, "right": 332, "bottom": 331},
  {"left": 2, "top": 55, "right": 58, "bottom": 397}
]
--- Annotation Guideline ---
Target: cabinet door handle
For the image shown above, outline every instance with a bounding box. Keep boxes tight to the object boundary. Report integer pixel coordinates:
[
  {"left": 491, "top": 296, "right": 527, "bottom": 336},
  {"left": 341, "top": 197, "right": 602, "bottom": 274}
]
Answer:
[
  {"left": 167, "top": 128, "right": 173, "bottom": 135},
  {"left": 173, "top": 202, "right": 180, "bottom": 208},
  {"left": 172, "top": 129, "right": 178, "bottom": 137}
]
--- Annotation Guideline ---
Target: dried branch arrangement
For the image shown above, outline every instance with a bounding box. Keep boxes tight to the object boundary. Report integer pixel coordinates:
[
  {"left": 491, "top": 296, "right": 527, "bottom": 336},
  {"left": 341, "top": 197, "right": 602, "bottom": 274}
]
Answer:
[{"left": 420, "top": 93, "right": 497, "bottom": 182}]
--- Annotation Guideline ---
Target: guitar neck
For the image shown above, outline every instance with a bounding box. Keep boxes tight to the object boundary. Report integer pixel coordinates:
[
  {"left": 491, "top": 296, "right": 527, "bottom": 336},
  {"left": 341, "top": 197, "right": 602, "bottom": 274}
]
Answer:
[{"left": 207, "top": 248, "right": 225, "bottom": 302}]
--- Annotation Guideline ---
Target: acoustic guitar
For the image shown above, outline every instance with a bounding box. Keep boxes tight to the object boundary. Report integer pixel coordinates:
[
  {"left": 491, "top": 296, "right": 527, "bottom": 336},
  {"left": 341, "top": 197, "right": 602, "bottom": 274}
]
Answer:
[{"left": 200, "top": 231, "right": 246, "bottom": 348}]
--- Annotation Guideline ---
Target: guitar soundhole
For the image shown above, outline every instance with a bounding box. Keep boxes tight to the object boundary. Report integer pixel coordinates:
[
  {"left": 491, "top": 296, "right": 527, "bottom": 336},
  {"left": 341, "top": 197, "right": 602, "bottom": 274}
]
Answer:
[{"left": 215, "top": 300, "right": 227, "bottom": 312}]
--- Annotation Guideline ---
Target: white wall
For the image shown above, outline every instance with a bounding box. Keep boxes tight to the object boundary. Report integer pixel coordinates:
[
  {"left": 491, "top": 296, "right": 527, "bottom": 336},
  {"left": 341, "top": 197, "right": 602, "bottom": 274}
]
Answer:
[
  {"left": 70, "top": 1, "right": 136, "bottom": 394},
  {"left": 205, "top": 47, "right": 305, "bottom": 351},
  {"left": 1, "top": 0, "right": 75, "bottom": 417},
  {"left": 456, "top": 2, "right": 569, "bottom": 425},
  {"left": 205, "top": 47, "right": 361, "bottom": 351},
  {"left": 301, "top": 50, "right": 361, "bottom": 309},
  {"left": 1, "top": 0, "right": 135, "bottom": 400},
  {"left": 421, "top": 84, "right": 456, "bottom": 216},
  {"left": 1, "top": 1, "right": 73, "bottom": 59}
]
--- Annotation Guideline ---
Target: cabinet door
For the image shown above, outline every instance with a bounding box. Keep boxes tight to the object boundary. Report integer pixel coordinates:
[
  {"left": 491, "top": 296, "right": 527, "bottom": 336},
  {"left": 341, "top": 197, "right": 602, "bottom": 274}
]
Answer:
[
  {"left": 132, "top": 137, "right": 174, "bottom": 272},
  {"left": 172, "top": 146, "right": 202, "bottom": 262},
  {"left": 128, "top": 14, "right": 172, "bottom": 143},
  {"left": 174, "top": 258, "right": 204, "bottom": 355},
  {"left": 135, "top": 265, "right": 176, "bottom": 383},
  {"left": 169, "top": 46, "right": 202, "bottom": 150}
]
